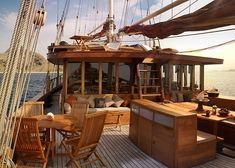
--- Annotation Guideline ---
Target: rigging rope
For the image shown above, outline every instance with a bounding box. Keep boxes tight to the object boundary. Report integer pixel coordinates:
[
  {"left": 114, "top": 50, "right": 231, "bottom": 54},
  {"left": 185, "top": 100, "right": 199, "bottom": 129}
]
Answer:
[
  {"left": 0, "top": 0, "right": 46, "bottom": 166},
  {"left": 55, "top": 0, "right": 70, "bottom": 45},
  {"left": 178, "top": 39, "right": 235, "bottom": 53}
]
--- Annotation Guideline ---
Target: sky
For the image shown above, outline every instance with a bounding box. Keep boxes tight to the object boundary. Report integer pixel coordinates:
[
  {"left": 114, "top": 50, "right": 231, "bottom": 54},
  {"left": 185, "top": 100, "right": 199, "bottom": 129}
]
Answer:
[{"left": 0, "top": 0, "right": 235, "bottom": 71}]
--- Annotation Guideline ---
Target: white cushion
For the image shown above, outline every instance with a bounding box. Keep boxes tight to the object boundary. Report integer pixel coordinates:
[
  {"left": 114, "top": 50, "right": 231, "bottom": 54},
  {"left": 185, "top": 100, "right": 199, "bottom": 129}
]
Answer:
[
  {"left": 104, "top": 97, "right": 115, "bottom": 107},
  {"left": 112, "top": 95, "right": 124, "bottom": 107},
  {"left": 64, "top": 103, "right": 71, "bottom": 114},
  {"left": 88, "top": 107, "right": 130, "bottom": 113}
]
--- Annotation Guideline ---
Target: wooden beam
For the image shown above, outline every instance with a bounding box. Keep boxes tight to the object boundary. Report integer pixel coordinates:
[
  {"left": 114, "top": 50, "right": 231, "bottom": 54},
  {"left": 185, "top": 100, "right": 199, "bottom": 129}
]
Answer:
[
  {"left": 115, "top": 62, "right": 119, "bottom": 94},
  {"left": 190, "top": 65, "right": 195, "bottom": 91},
  {"left": 81, "top": 61, "right": 85, "bottom": 95},
  {"left": 200, "top": 65, "right": 204, "bottom": 91},
  {"left": 99, "top": 63, "right": 102, "bottom": 95}
]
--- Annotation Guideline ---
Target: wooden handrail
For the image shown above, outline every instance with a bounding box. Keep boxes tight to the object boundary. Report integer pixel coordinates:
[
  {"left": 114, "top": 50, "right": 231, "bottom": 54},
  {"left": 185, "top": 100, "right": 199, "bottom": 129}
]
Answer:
[{"left": 43, "top": 74, "right": 63, "bottom": 94}]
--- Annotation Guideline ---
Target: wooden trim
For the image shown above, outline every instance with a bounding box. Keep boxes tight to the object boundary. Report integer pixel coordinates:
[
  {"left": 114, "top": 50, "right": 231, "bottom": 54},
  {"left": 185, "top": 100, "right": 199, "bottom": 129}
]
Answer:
[
  {"left": 81, "top": 61, "right": 85, "bottom": 95},
  {"left": 115, "top": 62, "right": 119, "bottom": 94},
  {"left": 200, "top": 65, "right": 204, "bottom": 91},
  {"left": 99, "top": 63, "right": 102, "bottom": 95}
]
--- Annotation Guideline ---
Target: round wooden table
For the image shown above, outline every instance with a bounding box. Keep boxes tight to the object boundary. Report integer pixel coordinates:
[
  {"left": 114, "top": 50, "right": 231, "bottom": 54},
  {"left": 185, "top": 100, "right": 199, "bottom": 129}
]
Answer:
[{"left": 33, "top": 114, "right": 78, "bottom": 157}]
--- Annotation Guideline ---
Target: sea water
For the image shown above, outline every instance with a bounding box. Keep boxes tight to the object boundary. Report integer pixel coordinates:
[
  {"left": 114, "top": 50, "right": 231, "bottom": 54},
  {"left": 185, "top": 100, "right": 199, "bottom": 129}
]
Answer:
[
  {"left": 0, "top": 71, "right": 235, "bottom": 99},
  {"left": 205, "top": 71, "right": 235, "bottom": 97},
  {"left": 0, "top": 73, "right": 47, "bottom": 101}
]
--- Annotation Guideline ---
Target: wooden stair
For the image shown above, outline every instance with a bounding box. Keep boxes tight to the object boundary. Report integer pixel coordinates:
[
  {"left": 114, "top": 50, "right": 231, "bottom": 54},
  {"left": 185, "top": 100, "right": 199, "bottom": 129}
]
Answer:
[{"left": 137, "top": 63, "right": 163, "bottom": 100}]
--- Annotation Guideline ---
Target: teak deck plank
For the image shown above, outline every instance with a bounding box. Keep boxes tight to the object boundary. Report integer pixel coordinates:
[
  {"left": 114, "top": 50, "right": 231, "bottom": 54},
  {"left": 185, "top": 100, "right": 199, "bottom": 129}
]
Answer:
[{"left": 25, "top": 126, "right": 235, "bottom": 168}]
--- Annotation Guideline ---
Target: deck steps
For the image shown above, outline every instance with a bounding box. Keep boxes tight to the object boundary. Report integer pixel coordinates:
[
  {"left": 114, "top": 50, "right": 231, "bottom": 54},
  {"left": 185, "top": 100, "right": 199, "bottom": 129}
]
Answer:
[{"left": 137, "top": 63, "right": 163, "bottom": 100}]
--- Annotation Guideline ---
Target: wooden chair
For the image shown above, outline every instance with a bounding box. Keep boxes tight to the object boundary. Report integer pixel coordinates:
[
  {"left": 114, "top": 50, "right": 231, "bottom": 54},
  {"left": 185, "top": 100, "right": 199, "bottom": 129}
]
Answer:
[
  {"left": 62, "top": 111, "right": 107, "bottom": 168},
  {"left": 23, "top": 101, "right": 44, "bottom": 117},
  {"left": 23, "top": 101, "right": 46, "bottom": 140},
  {"left": 57, "top": 102, "right": 89, "bottom": 145},
  {"left": 13, "top": 117, "right": 51, "bottom": 168}
]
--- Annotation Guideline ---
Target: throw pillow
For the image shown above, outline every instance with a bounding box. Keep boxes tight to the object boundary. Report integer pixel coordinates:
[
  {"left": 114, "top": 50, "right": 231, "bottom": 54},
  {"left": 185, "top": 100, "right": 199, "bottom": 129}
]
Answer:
[
  {"left": 121, "top": 96, "right": 130, "bottom": 107},
  {"left": 112, "top": 95, "right": 124, "bottom": 107},
  {"left": 87, "top": 95, "right": 95, "bottom": 108},
  {"left": 95, "top": 98, "right": 105, "bottom": 108},
  {"left": 77, "top": 96, "right": 88, "bottom": 103},
  {"left": 104, "top": 96, "right": 115, "bottom": 107},
  {"left": 65, "top": 95, "right": 77, "bottom": 105},
  {"left": 64, "top": 102, "right": 71, "bottom": 114}
]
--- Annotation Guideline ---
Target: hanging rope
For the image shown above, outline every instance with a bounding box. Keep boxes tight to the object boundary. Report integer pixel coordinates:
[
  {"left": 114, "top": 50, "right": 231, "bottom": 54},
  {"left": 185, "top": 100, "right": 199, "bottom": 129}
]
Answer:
[
  {"left": 0, "top": 0, "right": 46, "bottom": 166},
  {"left": 55, "top": 0, "right": 70, "bottom": 45}
]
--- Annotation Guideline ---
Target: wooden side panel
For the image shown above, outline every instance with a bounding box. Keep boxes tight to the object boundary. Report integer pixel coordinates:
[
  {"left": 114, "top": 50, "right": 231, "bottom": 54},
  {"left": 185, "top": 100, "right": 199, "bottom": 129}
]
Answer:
[
  {"left": 151, "top": 122, "right": 175, "bottom": 168},
  {"left": 177, "top": 116, "right": 197, "bottom": 148},
  {"left": 178, "top": 140, "right": 216, "bottom": 167},
  {"left": 137, "top": 116, "right": 152, "bottom": 155},
  {"left": 129, "top": 112, "right": 139, "bottom": 145},
  {"left": 218, "top": 121, "right": 235, "bottom": 145}
]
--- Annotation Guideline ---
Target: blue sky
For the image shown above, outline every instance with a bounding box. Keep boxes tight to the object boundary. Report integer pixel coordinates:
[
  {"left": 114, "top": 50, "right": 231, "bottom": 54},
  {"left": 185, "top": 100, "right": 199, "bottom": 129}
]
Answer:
[{"left": 0, "top": 0, "right": 235, "bottom": 70}]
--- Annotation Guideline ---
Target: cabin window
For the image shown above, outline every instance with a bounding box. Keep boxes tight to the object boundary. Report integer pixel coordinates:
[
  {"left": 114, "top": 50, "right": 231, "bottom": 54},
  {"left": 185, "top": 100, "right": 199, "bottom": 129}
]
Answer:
[
  {"left": 85, "top": 63, "right": 99, "bottom": 94},
  {"left": 119, "top": 63, "right": 131, "bottom": 93},
  {"left": 102, "top": 63, "right": 115, "bottom": 93},
  {"left": 162, "top": 64, "right": 169, "bottom": 91},
  {"left": 67, "top": 62, "right": 81, "bottom": 94}
]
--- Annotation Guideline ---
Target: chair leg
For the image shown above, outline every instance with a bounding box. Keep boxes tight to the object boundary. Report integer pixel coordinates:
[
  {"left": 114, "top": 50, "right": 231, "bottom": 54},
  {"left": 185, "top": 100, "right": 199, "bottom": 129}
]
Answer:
[
  {"left": 94, "top": 151, "right": 106, "bottom": 167},
  {"left": 62, "top": 141, "right": 81, "bottom": 168}
]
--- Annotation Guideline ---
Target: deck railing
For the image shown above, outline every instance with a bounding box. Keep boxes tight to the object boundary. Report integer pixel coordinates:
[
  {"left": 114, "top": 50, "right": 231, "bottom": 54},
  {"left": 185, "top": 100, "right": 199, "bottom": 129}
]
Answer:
[{"left": 43, "top": 74, "right": 63, "bottom": 94}]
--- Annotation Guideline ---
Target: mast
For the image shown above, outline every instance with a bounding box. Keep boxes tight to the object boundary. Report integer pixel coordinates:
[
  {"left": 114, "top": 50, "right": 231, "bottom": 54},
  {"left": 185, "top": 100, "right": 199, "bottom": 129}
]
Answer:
[{"left": 108, "top": 0, "right": 114, "bottom": 42}]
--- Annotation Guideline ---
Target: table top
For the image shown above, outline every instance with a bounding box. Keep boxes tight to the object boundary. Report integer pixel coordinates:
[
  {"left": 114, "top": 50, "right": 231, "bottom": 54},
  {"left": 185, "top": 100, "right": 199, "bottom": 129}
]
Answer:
[
  {"left": 163, "top": 102, "right": 235, "bottom": 122},
  {"left": 33, "top": 114, "right": 78, "bottom": 131}
]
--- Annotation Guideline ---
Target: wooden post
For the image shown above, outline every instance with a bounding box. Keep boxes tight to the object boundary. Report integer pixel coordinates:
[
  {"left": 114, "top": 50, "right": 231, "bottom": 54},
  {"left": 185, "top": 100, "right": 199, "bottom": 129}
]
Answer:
[
  {"left": 200, "top": 64, "right": 204, "bottom": 91},
  {"left": 179, "top": 64, "right": 183, "bottom": 92},
  {"left": 99, "top": 63, "right": 102, "bottom": 95},
  {"left": 62, "top": 60, "right": 68, "bottom": 114},
  {"left": 144, "top": 64, "right": 148, "bottom": 94},
  {"left": 81, "top": 61, "right": 85, "bottom": 95},
  {"left": 190, "top": 65, "right": 195, "bottom": 91},
  {"left": 115, "top": 62, "right": 119, "bottom": 94},
  {"left": 107, "top": 63, "right": 113, "bottom": 91},
  {"left": 168, "top": 62, "right": 173, "bottom": 92},
  {"left": 56, "top": 65, "right": 60, "bottom": 86}
]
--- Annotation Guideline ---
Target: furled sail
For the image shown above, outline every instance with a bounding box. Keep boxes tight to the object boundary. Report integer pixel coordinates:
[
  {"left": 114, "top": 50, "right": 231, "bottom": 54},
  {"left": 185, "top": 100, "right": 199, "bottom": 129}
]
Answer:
[{"left": 123, "top": 0, "right": 235, "bottom": 39}]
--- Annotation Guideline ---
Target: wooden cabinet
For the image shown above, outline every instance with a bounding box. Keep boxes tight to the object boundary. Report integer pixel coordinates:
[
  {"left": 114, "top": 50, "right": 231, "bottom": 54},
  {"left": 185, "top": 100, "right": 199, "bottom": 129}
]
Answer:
[{"left": 130, "top": 99, "right": 216, "bottom": 168}]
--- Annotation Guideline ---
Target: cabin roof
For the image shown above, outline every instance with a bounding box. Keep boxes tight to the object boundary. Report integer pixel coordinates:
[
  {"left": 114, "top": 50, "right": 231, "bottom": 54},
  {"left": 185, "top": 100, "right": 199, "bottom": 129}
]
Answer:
[{"left": 47, "top": 45, "right": 223, "bottom": 65}]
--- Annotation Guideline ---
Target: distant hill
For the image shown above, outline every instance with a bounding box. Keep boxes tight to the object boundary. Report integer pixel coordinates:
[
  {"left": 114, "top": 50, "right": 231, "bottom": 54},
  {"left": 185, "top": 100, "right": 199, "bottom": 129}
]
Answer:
[{"left": 0, "top": 50, "right": 53, "bottom": 72}]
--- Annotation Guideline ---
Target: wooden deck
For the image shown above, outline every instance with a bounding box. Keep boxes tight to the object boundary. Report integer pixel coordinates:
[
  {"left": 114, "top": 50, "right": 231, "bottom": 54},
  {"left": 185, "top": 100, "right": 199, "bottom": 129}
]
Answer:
[
  {"left": 33, "top": 94, "right": 235, "bottom": 168},
  {"left": 23, "top": 125, "right": 235, "bottom": 168}
]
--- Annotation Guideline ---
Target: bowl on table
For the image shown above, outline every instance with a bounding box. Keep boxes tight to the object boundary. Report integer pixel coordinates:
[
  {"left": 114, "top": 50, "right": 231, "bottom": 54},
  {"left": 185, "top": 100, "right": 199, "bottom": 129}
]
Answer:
[{"left": 218, "top": 108, "right": 229, "bottom": 117}]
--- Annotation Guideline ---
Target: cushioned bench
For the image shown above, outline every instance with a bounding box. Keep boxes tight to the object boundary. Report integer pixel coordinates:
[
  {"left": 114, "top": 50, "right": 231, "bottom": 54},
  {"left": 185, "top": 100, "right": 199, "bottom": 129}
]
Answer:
[{"left": 66, "top": 94, "right": 131, "bottom": 125}]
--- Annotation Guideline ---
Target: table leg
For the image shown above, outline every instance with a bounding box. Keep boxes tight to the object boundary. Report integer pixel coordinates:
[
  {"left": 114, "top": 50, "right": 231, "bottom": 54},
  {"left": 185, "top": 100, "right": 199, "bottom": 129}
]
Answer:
[{"left": 51, "top": 128, "right": 56, "bottom": 157}]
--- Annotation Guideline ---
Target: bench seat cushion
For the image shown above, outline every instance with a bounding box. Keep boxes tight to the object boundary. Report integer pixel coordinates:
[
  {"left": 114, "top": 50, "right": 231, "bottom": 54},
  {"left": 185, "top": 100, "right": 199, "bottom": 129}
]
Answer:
[{"left": 88, "top": 107, "right": 130, "bottom": 113}]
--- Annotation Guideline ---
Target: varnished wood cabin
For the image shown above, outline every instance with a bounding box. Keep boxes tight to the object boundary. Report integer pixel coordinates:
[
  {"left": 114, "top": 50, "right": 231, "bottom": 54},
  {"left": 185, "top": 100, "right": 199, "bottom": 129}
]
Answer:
[{"left": 46, "top": 38, "right": 230, "bottom": 168}]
